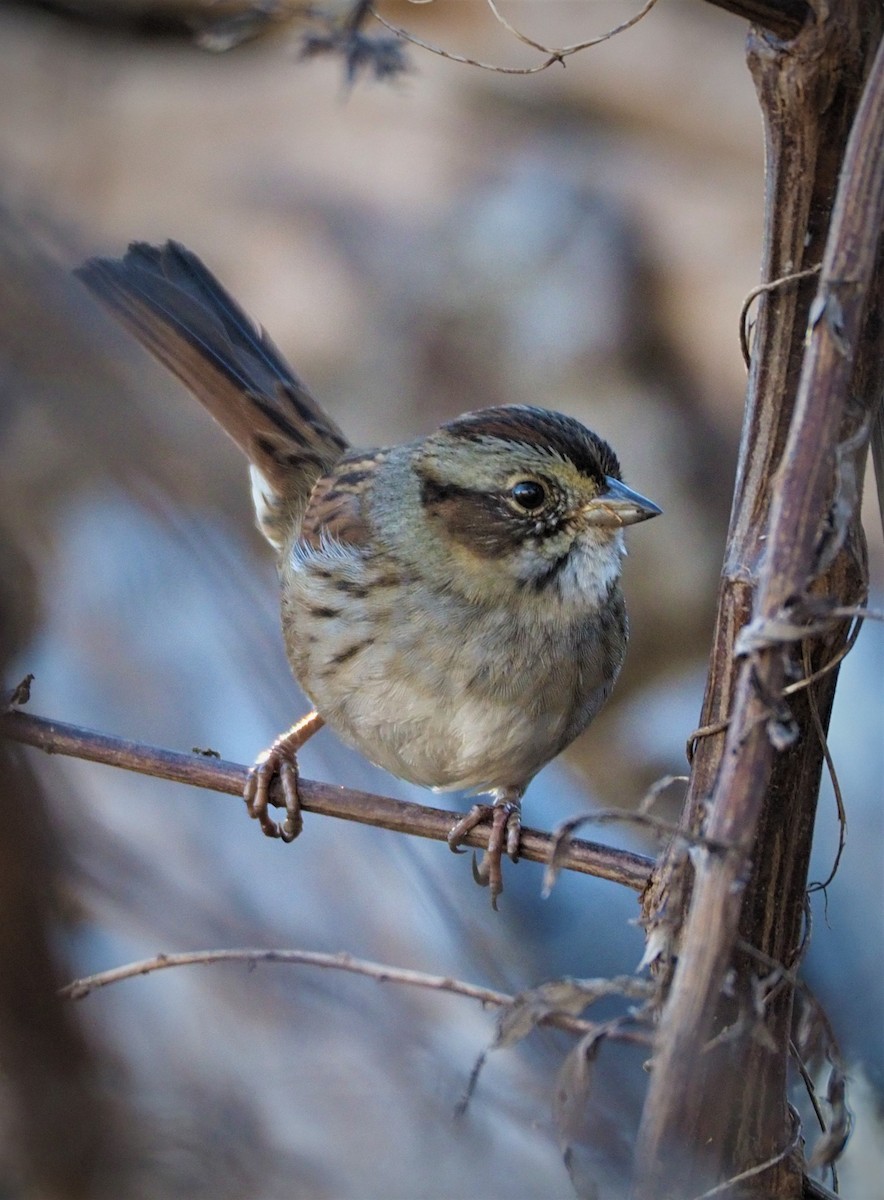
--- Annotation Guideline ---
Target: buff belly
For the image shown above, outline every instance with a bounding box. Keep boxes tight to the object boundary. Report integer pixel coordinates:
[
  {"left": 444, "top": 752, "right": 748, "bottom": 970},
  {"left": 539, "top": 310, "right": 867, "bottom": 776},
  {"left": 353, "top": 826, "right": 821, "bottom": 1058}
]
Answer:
[{"left": 282, "top": 551, "right": 618, "bottom": 793}]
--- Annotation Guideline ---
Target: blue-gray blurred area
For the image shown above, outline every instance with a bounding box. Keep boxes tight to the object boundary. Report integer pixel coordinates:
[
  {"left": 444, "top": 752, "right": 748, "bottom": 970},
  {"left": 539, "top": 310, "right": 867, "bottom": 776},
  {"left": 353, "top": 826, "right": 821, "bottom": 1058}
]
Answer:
[{"left": 0, "top": 1, "right": 881, "bottom": 1196}]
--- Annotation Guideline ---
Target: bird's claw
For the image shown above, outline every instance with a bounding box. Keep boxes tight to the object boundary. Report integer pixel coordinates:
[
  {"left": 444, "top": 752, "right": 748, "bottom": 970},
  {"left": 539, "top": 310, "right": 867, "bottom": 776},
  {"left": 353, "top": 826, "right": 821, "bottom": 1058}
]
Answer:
[
  {"left": 244, "top": 748, "right": 303, "bottom": 842},
  {"left": 242, "top": 710, "right": 324, "bottom": 844},
  {"left": 448, "top": 799, "right": 522, "bottom": 908}
]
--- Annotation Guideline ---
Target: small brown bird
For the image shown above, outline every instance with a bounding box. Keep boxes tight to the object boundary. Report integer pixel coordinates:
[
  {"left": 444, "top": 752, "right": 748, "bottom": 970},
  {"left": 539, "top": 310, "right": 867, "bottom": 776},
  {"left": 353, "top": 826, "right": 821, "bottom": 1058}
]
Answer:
[{"left": 77, "top": 241, "right": 659, "bottom": 904}]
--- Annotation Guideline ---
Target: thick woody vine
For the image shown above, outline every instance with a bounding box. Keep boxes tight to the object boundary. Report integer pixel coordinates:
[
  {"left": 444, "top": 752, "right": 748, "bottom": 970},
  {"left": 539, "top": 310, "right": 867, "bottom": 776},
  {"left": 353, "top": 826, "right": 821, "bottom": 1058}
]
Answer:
[{"left": 2, "top": 3, "right": 883, "bottom": 1200}]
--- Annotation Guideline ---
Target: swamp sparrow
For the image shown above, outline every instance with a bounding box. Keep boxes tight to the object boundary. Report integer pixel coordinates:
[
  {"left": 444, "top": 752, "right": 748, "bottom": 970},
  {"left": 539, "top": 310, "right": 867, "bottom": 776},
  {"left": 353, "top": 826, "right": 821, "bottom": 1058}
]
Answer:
[{"left": 77, "top": 241, "right": 660, "bottom": 904}]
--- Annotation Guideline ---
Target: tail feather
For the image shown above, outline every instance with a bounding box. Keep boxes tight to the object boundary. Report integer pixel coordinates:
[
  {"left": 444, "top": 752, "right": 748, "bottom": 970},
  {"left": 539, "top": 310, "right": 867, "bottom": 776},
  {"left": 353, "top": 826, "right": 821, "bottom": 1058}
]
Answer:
[{"left": 76, "top": 241, "right": 349, "bottom": 549}]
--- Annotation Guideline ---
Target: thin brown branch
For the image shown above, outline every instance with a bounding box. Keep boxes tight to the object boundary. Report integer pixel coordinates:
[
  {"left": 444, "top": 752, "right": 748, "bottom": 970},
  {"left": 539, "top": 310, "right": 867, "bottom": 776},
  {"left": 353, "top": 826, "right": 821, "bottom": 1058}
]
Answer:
[
  {"left": 60, "top": 947, "right": 607, "bottom": 1038},
  {"left": 1, "top": 710, "right": 653, "bottom": 893},
  {"left": 701, "top": 0, "right": 809, "bottom": 40}
]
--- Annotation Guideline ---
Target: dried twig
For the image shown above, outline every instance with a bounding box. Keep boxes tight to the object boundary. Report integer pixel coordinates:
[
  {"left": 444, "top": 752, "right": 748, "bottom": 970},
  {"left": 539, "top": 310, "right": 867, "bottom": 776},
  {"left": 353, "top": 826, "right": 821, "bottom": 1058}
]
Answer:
[
  {"left": 60, "top": 946, "right": 641, "bottom": 1043},
  {"left": 543, "top": 795, "right": 735, "bottom": 901},
  {"left": 802, "top": 640, "right": 847, "bottom": 896},
  {"left": 61, "top": 947, "right": 510, "bottom": 1004},
  {"left": 369, "top": 0, "right": 659, "bottom": 76},
  {"left": 739, "top": 265, "right": 822, "bottom": 369},
  {"left": 1, "top": 709, "right": 653, "bottom": 893}
]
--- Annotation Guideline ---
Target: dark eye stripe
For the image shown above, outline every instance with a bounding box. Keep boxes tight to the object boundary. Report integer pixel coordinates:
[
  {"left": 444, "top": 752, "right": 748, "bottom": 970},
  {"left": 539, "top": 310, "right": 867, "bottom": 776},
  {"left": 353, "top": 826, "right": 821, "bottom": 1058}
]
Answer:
[{"left": 420, "top": 477, "right": 569, "bottom": 559}]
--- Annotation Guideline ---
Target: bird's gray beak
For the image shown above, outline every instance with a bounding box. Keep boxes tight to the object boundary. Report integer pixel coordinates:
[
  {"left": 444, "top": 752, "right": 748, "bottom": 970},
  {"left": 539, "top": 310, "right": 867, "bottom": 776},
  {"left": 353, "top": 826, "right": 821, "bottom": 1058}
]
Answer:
[{"left": 582, "top": 477, "right": 662, "bottom": 528}]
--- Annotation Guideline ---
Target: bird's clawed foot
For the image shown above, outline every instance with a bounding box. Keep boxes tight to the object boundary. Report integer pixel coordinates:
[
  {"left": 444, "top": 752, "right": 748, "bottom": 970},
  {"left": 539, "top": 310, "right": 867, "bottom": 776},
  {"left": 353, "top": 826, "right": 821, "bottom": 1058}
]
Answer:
[
  {"left": 448, "top": 790, "right": 522, "bottom": 909},
  {"left": 244, "top": 710, "right": 325, "bottom": 842}
]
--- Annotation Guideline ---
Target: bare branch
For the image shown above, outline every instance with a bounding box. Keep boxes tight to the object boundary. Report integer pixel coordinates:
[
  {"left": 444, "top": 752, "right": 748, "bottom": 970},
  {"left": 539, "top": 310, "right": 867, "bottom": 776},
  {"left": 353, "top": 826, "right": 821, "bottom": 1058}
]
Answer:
[
  {"left": 61, "top": 947, "right": 615, "bottom": 1039},
  {"left": 1, "top": 710, "right": 653, "bottom": 893},
  {"left": 63, "top": 947, "right": 505, "bottom": 1004},
  {"left": 369, "top": 0, "right": 659, "bottom": 76}
]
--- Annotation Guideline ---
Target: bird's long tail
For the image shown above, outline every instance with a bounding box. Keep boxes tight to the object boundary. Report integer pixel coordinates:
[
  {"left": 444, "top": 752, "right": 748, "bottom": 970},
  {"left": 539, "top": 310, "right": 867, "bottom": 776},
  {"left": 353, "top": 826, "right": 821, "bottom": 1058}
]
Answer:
[{"left": 77, "top": 240, "right": 349, "bottom": 549}]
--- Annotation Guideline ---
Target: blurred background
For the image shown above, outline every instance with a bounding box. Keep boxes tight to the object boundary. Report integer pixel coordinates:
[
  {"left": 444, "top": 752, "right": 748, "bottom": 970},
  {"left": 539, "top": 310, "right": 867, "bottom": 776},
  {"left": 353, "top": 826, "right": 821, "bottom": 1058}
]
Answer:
[{"left": 0, "top": 1, "right": 881, "bottom": 1196}]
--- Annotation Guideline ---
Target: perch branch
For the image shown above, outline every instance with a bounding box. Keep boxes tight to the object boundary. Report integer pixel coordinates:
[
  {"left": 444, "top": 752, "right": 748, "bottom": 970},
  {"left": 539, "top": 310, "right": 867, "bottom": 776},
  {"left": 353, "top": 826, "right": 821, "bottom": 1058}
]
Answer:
[{"left": 0, "top": 710, "right": 653, "bottom": 893}]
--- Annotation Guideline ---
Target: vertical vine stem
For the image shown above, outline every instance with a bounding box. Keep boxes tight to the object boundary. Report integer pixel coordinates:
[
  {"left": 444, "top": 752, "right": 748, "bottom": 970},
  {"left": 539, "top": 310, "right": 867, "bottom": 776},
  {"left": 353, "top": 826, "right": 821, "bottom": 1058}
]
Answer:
[{"left": 634, "top": 4, "right": 884, "bottom": 1196}]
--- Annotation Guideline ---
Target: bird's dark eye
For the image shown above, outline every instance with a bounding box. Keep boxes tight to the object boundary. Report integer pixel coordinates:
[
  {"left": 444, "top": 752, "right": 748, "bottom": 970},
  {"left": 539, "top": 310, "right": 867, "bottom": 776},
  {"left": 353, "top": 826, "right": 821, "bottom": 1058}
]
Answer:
[{"left": 509, "top": 480, "right": 548, "bottom": 511}]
